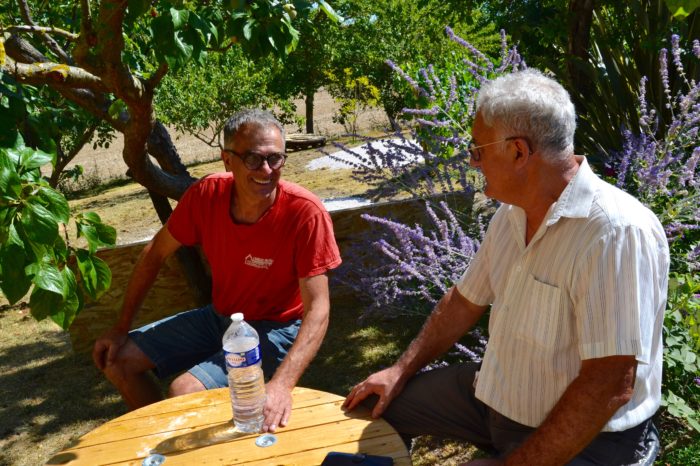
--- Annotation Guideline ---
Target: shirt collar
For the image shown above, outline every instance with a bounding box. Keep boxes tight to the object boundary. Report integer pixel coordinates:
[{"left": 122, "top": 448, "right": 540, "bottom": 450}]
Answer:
[{"left": 545, "top": 157, "right": 597, "bottom": 226}]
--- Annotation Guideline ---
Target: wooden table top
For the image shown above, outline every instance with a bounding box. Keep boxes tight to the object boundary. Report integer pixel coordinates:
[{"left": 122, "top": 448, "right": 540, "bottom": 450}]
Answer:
[{"left": 47, "top": 387, "right": 412, "bottom": 465}]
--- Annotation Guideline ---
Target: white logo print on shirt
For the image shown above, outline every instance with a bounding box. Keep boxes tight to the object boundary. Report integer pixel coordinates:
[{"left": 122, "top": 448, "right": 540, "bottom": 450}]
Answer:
[{"left": 244, "top": 254, "right": 274, "bottom": 269}]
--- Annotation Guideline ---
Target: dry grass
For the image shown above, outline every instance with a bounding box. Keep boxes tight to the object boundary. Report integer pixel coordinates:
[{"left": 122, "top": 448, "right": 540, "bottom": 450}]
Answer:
[{"left": 0, "top": 304, "right": 126, "bottom": 466}]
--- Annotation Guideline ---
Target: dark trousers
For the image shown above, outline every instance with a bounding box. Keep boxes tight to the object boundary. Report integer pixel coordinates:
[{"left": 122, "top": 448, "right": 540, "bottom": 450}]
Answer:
[{"left": 369, "top": 362, "right": 659, "bottom": 465}]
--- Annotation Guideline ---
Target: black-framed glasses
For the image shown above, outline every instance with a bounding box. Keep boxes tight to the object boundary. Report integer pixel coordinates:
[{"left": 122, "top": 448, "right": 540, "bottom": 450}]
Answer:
[
  {"left": 223, "top": 149, "right": 288, "bottom": 170},
  {"left": 468, "top": 136, "right": 528, "bottom": 162}
]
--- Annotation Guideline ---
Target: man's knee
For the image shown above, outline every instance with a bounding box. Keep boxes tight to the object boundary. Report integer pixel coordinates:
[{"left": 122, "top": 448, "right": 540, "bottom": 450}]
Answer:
[
  {"left": 101, "top": 339, "right": 154, "bottom": 383},
  {"left": 169, "top": 372, "right": 206, "bottom": 398}
]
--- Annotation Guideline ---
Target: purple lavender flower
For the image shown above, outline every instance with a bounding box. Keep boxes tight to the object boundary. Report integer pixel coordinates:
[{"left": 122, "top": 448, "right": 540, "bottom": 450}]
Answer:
[
  {"left": 671, "top": 34, "right": 685, "bottom": 79},
  {"left": 386, "top": 59, "right": 429, "bottom": 98},
  {"left": 659, "top": 48, "right": 672, "bottom": 108}
]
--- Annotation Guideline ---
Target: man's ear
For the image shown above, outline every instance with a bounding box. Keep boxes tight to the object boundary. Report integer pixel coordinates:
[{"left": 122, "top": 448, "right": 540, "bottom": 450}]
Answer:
[
  {"left": 513, "top": 139, "right": 531, "bottom": 169},
  {"left": 221, "top": 150, "right": 232, "bottom": 172}
]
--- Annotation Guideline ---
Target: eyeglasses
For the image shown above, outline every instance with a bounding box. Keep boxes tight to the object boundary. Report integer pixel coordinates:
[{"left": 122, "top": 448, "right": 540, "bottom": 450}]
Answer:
[
  {"left": 223, "top": 149, "right": 288, "bottom": 170},
  {"left": 468, "top": 136, "right": 526, "bottom": 162}
]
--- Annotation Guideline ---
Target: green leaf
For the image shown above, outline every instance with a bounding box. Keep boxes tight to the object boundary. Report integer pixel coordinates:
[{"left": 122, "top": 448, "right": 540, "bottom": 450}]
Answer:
[
  {"left": 75, "top": 249, "right": 97, "bottom": 299},
  {"left": 95, "top": 222, "right": 117, "bottom": 246},
  {"left": 317, "top": 0, "right": 343, "bottom": 23},
  {"left": 664, "top": 0, "right": 700, "bottom": 17},
  {"left": 173, "top": 34, "right": 194, "bottom": 64},
  {"left": 243, "top": 19, "right": 255, "bottom": 41},
  {"left": 19, "top": 146, "right": 53, "bottom": 171},
  {"left": 92, "top": 255, "right": 112, "bottom": 299},
  {"left": 50, "top": 267, "right": 81, "bottom": 329},
  {"left": 37, "top": 187, "right": 70, "bottom": 224},
  {"left": 0, "top": 241, "right": 31, "bottom": 304},
  {"left": 29, "top": 287, "right": 63, "bottom": 321},
  {"left": 108, "top": 100, "right": 127, "bottom": 120},
  {"left": 81, "top": 212, "right": 102, "bottom": 223},
  {"left": 0, "top": 165, "right": 21, "bottom": 199},
  {"left": 77, "top": 223, "right": 99, "bottom": 253},
  {"left": 73, "top": 250, "right": 111, "bottom": 307},
  {"left": 0, "top": 149, "right": 18, "bottom": 171},
  {"left": 170, "top": 8, "right": 190, "bottom": 30},
  {"left": 21, "top": 201, "right": 58, "bottom": 244},
  {"left": 32, "top": 262, "right": 65, "bottom": 297}
]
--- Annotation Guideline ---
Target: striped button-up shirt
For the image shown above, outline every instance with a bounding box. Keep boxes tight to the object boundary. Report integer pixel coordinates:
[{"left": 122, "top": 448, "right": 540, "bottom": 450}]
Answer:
[{"left": 456, "top": 158, "right": 669, "bottom": 431}]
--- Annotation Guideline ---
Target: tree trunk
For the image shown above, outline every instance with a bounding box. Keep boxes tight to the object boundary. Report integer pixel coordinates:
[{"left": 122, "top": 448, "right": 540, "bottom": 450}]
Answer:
[
  {"left": 567, "top": 0, "right": 595, "bottom": 96},
  {"left": 49, "top": 122, "right": 98, "bottom": 188},
  {"left": 305, "top": 91, "right": 315, "bottom": 134},
  {"left": 147, "top": 189, "right": 212, "bottom": 307}
]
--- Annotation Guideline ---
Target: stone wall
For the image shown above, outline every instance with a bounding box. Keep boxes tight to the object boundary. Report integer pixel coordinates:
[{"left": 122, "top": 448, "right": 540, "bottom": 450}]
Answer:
[{"left": 68, "top": 192, "right": 474, "bottom": 353}]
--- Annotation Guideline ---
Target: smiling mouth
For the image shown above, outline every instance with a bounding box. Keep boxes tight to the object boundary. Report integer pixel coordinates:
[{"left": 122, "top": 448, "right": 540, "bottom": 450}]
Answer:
[{"left": 252, "top": 177, "right": 272, "bottom": 185}]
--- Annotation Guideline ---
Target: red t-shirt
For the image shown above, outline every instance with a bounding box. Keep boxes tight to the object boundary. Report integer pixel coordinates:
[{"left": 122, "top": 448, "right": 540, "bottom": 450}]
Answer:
[{"left": 167, "top": 174, "right": 342, "bottom": 322}]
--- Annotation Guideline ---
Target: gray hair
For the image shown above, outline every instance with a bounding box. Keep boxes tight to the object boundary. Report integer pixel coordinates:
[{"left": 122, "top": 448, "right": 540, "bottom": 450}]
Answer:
[
  {"left": 223, "top": 109, "right": 286, "bottom": 147},
  {"left": 476, "top": 69, "right": 576, "bottom": 161}
]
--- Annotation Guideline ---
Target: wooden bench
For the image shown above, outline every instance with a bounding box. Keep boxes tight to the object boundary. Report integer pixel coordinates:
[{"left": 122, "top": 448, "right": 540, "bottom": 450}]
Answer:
[{"left": 285, "top": 133, "right": 327, "bottom": 151}]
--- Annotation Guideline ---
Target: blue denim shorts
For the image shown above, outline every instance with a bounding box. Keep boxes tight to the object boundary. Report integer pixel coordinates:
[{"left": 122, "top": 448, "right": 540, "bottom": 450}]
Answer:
[{"left": 129, "top": 305, "right": 300, "bottom": 389}]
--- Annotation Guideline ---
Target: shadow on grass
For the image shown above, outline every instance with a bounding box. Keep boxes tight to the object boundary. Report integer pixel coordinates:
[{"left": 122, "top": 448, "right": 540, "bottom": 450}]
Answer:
[
  {"left": 0, "top": 308, "right": 126, "bottom": 465},
  {"left": 301, "top": 291, "right": 426, "bottom": 397}
]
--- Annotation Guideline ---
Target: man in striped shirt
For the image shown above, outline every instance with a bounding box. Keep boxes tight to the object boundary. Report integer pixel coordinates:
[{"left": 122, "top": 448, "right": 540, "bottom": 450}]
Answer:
[{"left": 344, "top": 69, "right": 669, "bottom": 465}]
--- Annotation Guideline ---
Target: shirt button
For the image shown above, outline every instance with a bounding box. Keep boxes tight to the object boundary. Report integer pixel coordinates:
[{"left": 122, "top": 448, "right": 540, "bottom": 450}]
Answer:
[{"left": 516, "top": 266, "right": 522, "bottom": 272}]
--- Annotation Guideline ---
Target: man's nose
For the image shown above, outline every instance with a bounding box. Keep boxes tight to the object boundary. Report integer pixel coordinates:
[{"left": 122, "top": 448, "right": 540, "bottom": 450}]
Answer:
[{"left": 257, "top": 159, "right": 274, "bottom": 173}]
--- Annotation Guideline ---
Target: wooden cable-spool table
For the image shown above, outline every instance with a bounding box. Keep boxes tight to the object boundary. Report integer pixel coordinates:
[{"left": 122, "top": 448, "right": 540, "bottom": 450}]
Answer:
[{"left": 47, "top": 386, "right": 412, "bottom": 465}]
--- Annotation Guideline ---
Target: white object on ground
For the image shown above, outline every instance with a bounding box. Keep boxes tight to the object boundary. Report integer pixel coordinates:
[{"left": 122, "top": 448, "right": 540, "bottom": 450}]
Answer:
[
  {"left": 306, "top": 138, "right": 423, "bottom": 171},
  {"left": 322, "top": 197, "right": 372, "bottom": 211}
]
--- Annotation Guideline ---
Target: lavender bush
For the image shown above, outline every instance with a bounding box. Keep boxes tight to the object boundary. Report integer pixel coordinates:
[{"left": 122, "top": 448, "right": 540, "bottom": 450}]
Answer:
[
  {"left": 324, "top": 28, "right": 524, "bottom": 200},
  {"left": 331, "top": 29, "right": 523, "bottom": 364},
  {"left": 607, "top": 36, "right": 700, "bottom": 273},
  {"left": 355, "top": 201, "right": 483, "bottom": 320},
  {"left": 594, "top": 35, "right": 700, "bottom": 432}
]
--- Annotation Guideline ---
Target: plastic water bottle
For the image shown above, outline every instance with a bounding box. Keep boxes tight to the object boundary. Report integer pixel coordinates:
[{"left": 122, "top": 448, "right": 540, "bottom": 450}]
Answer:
[{"left": 222, "top": 313, "right": 266, "bottom": 433}]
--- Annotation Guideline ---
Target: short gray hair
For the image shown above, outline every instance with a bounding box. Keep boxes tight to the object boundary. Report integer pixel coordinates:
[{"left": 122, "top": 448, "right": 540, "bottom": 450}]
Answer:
[
  {"left": 476, "top": 69, "right": 576, "bottom": 161},
  {"left": 223, "top": 109, "right": 286, "bottom": 147}
]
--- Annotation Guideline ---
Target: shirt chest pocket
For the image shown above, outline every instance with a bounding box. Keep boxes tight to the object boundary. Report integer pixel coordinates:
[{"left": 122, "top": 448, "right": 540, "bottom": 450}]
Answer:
[{"left": 512, "top": 274, "right": 564, "bottom": 349}]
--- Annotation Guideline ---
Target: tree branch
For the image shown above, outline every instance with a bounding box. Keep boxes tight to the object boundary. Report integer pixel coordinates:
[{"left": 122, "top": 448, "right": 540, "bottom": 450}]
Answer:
[
  {"left": 80, "top": 0, "right": 94, "bottom": 36},
  {"left": 3, "top": 25, "right": 79, "bottom": 41},
  {"left": 146, "top": 62, "right": 169, "bottom": 91},
  {"left": 3, "top": 57, "right": 108, "bottom": 93},
  {"left": 94, "top": 0, "right": 149, "bottom": 103},
  {"left": 147, "top": 121, "right": 192, "bottom": 177},
  {"left": 4, "top": 34, "right": 123, "bottom": 131},
  {"left": 16, "top": 0, "right": 73, "bottom": 64}
]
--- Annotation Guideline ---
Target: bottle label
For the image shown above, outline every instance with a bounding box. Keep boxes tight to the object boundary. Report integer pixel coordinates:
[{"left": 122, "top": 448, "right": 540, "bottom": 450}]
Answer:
[{"left": 224, "top": 346, "right": 261, "bottom": 369}]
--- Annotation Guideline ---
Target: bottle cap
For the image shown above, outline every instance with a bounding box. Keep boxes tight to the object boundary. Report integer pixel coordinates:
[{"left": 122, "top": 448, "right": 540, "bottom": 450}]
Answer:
[
  {"left": 255, "top": 434, "right": 277, "bottom": 447},
  {"left": 142, "top": 454, "right": 166, "bottom": 465},
  {"left": 231, "top": 313, "right": 243, "bottom": 323}
]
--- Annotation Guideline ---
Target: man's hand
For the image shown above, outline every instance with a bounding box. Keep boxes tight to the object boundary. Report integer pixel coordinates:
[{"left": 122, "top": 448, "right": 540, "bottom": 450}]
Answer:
[
  {"left": 92, "top": 326, "right": 128, "bottom": 370},
  {"left": 262, "top": 379, "right": 293, "bottom": 433},
  {"left": 342, "top": 365, "right": 406, "bottom": 418}
]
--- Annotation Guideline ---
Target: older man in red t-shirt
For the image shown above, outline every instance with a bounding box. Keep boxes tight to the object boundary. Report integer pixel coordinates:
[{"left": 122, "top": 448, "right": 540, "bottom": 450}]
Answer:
[{"left": 93, "top": 109, "right": 341, "bottom": 433}]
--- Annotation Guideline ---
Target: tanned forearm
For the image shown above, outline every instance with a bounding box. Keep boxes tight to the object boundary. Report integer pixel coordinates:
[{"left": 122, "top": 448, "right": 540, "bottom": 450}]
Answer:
[
  {"left": 504, "top": 355, "right": 637, "bottom": 466},
  {"left": 116, "top": 226, "right": 181, "bottom": 332},
  {"left": 270, "top": 274, "right": 330, "bottom": 388},
  {"left": 394, "top": 287, "right": 488, "bottom": 382}
]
